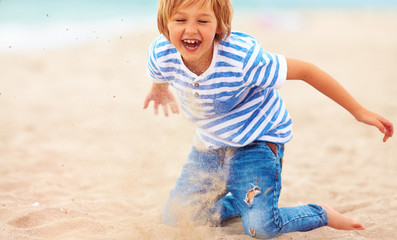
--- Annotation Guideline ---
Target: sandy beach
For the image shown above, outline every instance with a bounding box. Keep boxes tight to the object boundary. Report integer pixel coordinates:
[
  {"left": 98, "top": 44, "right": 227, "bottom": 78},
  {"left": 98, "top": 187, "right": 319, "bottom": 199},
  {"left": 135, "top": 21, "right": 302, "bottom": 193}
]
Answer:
[{"left": 1, "top": 9, "right": 396, "bottom": 240}]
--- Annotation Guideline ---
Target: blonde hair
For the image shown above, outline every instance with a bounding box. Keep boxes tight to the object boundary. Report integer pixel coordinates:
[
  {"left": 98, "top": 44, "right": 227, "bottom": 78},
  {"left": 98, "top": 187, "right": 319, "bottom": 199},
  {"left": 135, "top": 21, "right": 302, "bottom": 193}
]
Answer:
[{"left": 157, "top": 0, "right": 233, "bottom": 43}]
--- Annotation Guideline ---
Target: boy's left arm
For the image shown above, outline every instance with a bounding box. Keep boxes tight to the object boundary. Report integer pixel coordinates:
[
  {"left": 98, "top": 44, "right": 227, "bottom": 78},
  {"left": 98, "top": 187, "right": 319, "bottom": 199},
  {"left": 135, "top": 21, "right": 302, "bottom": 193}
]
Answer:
[{"left": 286, "top": 58, "right": 394, "bottom": 142}]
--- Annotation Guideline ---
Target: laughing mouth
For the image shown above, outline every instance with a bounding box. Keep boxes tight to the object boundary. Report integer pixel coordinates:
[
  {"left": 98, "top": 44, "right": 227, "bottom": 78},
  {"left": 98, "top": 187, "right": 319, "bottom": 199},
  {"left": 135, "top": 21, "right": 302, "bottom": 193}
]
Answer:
[{"left": 182, "top": 39, "right": 201, "bottom": 50}]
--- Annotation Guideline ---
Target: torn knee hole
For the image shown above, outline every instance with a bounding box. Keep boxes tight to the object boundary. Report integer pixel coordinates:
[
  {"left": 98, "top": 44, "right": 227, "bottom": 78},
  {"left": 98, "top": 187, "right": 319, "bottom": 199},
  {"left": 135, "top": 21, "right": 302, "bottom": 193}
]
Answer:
[
  {"left": 250, "top": 228, "right": 255, "bottom": 236},
  {"left": 246, "top": 187, "right": 260, "bottom": 206}
]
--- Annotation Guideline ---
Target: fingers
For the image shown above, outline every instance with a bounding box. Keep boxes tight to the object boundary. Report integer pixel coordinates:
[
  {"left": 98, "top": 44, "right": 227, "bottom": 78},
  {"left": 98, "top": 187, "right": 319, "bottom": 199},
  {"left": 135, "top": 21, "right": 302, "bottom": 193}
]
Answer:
[
  {"left": 146, "top": 100, "right": 177, "bottom": 117},
  {"left": 143, "top": 93, "right": 179, "bottom": 116},
  {"left": 161, "top": 102, "right": 180, "bottom": 116},
  {"left": 361, "top": 111, "right": 394, "bottom": 142},
  {"left": 154, "top": 102, "right": 159, "bottom": 115},
  {"left": 162, "top": 104, "right": 169, "bottom": 117},
  {"left": 143, "top": 96, "right": 151, "bottom": 109},
  {"left": 370, "top": 114, "right": 394, "bottom": 142},
  {"left": 379, "top": 118, "right": 394, "bottom": 142},
  {"left": 144, "top": 95, "right": 163, "bottom": 116},
  {"left": 170, "top": 101, "right": 179, "bottom": 114}
]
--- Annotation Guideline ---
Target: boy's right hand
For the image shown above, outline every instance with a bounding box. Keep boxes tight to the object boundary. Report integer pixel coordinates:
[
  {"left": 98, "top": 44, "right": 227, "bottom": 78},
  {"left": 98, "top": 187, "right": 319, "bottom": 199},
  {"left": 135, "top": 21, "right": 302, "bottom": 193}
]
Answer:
[
  {"left": 143, "top": 83, "right": 179, "bottom": 117},
  {"left": 352, "top": 108, "right": 394, "bottom": 142}
]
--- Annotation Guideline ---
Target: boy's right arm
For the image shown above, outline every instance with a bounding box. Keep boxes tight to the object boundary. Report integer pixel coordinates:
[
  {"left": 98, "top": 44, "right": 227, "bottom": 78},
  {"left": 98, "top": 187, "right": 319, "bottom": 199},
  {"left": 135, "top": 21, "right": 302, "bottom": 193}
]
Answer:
[{"left": 143, "top": 83, "right": 179, "bottom": 117}]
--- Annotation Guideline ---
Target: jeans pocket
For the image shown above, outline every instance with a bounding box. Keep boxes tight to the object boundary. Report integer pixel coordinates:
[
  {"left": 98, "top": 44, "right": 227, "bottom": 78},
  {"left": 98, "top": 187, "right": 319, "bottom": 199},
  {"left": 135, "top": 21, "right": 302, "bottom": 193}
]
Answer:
[{"left": 266, "top": 142, "right": 278, "bottom": 157}]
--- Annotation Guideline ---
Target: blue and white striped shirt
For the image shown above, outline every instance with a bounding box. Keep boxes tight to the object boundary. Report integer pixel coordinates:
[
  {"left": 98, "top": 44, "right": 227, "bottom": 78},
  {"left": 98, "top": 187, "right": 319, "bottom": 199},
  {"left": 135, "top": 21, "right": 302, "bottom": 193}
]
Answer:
[{"left": 147, "top": 32, "right": 292, "bottom": 149}]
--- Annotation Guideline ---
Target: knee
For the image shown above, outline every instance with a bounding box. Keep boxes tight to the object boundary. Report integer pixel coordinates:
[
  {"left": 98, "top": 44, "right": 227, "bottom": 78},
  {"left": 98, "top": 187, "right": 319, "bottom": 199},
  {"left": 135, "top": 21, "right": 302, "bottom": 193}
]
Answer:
[{"left": 243, "top": 218, "right": 281, "bottom": 239}]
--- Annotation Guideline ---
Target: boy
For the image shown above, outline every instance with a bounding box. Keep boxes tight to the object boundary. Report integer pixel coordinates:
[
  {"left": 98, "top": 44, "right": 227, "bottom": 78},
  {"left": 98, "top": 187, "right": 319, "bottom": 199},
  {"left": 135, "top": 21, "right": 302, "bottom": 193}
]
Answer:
[{"left": 143, "top": 0, "right": 394, "bottom": 238}]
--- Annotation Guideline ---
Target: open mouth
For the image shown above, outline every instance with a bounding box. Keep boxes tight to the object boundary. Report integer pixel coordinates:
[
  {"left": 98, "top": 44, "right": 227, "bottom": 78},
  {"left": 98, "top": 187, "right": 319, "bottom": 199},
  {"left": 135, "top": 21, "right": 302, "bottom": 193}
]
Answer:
[{"left": 182, "top": 39, "right": 201, "bottom": 51}]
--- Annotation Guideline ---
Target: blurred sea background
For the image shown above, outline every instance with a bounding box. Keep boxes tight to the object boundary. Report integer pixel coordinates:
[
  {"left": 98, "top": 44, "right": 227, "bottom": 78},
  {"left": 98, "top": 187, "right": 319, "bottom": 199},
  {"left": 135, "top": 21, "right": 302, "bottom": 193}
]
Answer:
[{"left": 1, "top": 0, "right": 397, "bottom": 51}]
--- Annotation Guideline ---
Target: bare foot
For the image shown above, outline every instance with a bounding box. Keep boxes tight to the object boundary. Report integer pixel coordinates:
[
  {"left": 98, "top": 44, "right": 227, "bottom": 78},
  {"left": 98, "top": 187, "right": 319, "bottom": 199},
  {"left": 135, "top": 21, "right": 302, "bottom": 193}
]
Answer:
[{"left": 319, "top": 204, "right": 365, "bottom": 230}]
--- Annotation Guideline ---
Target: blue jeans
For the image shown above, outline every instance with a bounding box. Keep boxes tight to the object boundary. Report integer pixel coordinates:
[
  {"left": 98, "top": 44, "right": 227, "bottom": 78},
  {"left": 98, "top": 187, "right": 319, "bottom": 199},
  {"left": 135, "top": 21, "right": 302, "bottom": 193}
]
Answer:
[{"left": 162, "top": 141, "right": 329, "bottom": 239}]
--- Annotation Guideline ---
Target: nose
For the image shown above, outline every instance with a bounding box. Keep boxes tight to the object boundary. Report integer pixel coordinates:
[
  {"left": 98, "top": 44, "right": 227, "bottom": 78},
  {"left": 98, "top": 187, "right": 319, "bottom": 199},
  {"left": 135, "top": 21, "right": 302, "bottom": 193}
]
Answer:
[{"left": 185, "top": 21, "right": 198, "bottom": 34}]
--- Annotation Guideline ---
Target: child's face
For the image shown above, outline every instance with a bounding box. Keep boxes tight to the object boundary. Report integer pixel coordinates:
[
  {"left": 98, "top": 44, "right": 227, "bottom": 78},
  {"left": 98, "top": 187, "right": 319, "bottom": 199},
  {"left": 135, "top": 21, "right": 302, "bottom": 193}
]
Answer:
[{"left": 167, "top": 1, "right": 220, "bottom": 71}]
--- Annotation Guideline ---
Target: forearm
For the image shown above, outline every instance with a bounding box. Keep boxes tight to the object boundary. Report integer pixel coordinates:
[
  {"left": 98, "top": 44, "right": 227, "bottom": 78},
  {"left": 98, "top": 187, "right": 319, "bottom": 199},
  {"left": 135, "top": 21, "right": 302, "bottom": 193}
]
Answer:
[{"left": 286, "top": 58, "right": 364, "bottom": 119}]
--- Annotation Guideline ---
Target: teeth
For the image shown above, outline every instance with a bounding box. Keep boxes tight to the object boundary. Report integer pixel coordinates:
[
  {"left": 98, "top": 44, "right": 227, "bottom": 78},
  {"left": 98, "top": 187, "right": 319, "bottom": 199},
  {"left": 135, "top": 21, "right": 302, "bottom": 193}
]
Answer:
[{"left": 184, "top": 40, "right": 198, "bottom": 44}]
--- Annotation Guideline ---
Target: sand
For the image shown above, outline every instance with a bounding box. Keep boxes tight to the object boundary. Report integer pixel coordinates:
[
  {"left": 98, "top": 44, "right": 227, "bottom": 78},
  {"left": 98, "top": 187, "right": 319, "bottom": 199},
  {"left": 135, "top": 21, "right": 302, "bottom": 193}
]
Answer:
[{"left": 1, "top": 9, "right": 396, "bottom": 240}]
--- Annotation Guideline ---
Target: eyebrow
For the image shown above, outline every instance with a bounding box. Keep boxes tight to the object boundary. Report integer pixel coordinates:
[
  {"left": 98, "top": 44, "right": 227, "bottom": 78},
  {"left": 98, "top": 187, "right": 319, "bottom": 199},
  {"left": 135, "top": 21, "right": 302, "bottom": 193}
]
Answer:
[
  {"left": 197, "top": 13, "right": 214, "bottom": 18},
  {"left": 174, "top": 11, "right": 214, "bottom": 18}
]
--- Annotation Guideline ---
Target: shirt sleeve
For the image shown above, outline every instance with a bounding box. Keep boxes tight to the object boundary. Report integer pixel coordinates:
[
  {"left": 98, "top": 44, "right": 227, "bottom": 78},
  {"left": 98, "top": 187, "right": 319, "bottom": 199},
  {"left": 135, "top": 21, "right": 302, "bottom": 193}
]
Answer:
[
  {"left": 146, "top": 38, "right": 166, "bottom": 83},
  {"left": 242, "top": 39, "right": 287, "bottom": 90}
]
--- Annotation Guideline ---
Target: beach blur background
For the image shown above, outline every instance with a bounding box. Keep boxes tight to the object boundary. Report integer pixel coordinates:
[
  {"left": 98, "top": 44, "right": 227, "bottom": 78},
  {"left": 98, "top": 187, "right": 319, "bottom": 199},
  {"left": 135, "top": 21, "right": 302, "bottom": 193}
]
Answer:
[{"left": 1, "top": 0, "right": 396, "bottom": 239}]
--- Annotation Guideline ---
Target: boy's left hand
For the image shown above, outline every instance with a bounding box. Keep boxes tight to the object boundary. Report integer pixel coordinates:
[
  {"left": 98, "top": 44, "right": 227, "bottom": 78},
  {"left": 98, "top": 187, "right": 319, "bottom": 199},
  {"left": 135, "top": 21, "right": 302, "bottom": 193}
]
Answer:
[{"left": 354, "top": 108, "right": 394, "bottom": 142}]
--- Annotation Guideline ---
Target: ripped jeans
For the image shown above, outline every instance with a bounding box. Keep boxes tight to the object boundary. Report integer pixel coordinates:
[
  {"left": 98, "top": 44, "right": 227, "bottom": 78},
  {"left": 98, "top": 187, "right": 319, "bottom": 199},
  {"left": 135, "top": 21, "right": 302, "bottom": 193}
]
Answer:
[{"left": 162, "top": 141, "right": 329, "bottom": 239}]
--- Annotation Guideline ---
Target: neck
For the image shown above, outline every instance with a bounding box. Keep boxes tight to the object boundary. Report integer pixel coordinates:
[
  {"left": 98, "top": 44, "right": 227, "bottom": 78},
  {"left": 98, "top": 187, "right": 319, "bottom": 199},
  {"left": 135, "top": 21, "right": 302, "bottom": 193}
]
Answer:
[
  {"left": 184, "top": 59, "right": 211, "bottom": 76},
  {"left": 183, "top": 45, "right": 214, "bottom": 76}
]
